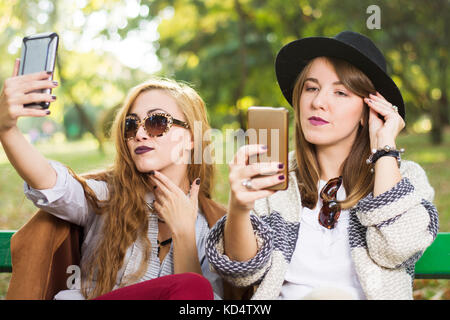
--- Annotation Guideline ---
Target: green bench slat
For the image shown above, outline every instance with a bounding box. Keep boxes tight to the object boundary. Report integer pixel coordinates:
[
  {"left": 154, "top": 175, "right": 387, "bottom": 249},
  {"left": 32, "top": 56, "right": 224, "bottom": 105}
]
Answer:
[
  {"left": 0, "top": 230, "right": 14, "bottom": 273},
  {"left": 1, "top": 230, "right": 449, "bottom": 278},
  {"left": 414, "top": 232, "right": 450, "bottom": 279}
]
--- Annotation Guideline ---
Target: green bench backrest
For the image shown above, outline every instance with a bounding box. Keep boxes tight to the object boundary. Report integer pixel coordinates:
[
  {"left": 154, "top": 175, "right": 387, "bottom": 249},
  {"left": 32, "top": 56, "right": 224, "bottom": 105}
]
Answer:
[
  {"left": 0, "top": 230, "right": 14, "bottom": 272},
  {"left": 0, "top": 230, "right": 449, "bottom": 277},
  {"left": 414, "top": 232, "right": 450, "bottom": 279}
]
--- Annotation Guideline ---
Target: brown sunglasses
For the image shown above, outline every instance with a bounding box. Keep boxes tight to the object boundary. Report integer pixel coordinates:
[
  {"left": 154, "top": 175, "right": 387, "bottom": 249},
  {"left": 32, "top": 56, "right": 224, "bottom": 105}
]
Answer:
[
  {"left": 318, "top": 176, "right": 343, "bottom": 229},
  {"left": 124, "top": 112, "right": 190, "bottom": 140}
]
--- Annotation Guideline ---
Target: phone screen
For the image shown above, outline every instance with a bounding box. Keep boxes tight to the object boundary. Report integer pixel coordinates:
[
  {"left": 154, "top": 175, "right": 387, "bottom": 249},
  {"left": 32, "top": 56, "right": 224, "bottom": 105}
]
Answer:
[
  {"left": 22, "top": 38, "right": 50, "bottom": 74},
  {"left": 19, "top": 33, "right": 58, "bottom": 109},
  {"left": 19, "top": 33, "right": 58, "bottom": 76}
]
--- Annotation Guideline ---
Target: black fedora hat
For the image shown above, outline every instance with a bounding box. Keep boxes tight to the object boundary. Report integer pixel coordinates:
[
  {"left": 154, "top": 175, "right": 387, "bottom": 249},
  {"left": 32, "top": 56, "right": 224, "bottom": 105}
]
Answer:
[{"left": 275, "top": 31, "right": 405, "bottom": 120}]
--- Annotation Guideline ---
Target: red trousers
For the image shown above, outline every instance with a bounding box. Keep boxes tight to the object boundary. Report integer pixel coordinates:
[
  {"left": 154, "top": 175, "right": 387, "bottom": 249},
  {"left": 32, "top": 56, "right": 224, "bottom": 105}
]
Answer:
[{"left": 93, "top": 273, "right": 214, "bottom": 300}]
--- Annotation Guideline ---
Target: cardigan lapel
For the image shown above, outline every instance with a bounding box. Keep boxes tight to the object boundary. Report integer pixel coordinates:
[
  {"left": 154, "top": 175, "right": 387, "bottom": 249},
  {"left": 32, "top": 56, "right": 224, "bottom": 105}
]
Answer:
[
  {"left": 266, "top": 151, "right": 302, "bottom": 223},
  {"left": 266, "top": 171, "right": 302, "bottom": 223}
]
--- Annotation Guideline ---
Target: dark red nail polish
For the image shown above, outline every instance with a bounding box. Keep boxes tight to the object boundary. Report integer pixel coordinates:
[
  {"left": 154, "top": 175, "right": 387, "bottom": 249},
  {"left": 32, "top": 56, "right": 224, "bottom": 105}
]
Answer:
[
  {"left": 195, "top": 178, "right": 201, "bottom": 185},
  {"left": 51, "top": 95, "right": 56, "bottom": 100},
  {"left": 278, "top": 175, "right": 285, "bottom": 180},
  {"left": 149, "top": 170, "right": 155, "bottom": 175},
  {"left": 46, "top": 110, "right": 51, "bottom": 115},
  {"left": 278, "top": 163, "right": 284, "bottom": 169}
]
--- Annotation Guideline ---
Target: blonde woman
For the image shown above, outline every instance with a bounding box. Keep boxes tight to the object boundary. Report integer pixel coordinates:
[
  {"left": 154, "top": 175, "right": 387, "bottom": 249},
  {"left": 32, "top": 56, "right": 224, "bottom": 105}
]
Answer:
[
  {"left": 206, "top": 31, "right": 439, "bottom": 300},
  {"left": 0, "top": 59, "right": 225, "bottom": 299}
]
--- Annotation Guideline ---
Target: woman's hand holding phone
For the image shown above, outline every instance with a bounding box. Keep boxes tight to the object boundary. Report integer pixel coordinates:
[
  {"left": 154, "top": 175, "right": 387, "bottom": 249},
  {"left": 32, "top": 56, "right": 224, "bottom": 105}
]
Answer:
[
  {"left": 224, "top": 144, "right": 285, "bottom": 262},
  {"left": 0, "top": 59, "right": 57, "bottom": 134},
  {"left": 228, "top": 144, "right": 285, "bottom": 214}
]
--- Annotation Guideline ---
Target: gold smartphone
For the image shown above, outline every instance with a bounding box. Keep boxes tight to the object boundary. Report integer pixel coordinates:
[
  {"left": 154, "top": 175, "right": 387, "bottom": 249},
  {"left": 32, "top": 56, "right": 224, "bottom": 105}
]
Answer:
[{"left": 247, "top": 106, "right": 289, "bottom": 190}]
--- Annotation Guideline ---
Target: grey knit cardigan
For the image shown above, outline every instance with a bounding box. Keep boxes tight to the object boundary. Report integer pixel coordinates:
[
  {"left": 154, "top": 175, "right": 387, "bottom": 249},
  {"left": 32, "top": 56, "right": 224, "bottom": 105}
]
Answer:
[{"left": 206, "top": 151, "right": 439, "bottom": 300}]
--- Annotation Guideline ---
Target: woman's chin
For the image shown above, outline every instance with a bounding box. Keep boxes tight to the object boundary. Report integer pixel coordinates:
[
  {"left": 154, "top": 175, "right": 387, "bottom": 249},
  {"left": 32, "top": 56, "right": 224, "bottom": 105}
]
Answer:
[
  {"left": 303, "top": 134, "right": 332, "bottom": 146},
  {"left": 134, "top": 159, "right": 160, "bottom": 173}
]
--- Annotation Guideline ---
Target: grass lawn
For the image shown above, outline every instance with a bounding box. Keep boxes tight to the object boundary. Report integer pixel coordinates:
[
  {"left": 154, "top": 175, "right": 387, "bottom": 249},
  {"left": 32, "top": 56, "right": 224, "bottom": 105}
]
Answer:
[{"left": 0, "top": 128, "right": 449, "bottom": 299}]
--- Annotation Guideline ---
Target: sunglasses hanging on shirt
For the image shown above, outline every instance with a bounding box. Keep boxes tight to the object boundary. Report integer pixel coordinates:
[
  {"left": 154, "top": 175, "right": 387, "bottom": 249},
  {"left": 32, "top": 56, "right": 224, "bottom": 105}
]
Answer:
[{"left": 318, "top": 176, "right": 343, "bottom": 229}]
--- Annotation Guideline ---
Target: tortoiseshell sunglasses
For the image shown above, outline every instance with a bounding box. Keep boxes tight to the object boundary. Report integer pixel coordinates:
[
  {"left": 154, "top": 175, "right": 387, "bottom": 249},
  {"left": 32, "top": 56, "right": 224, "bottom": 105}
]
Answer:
[{"left": 124, "top": 112, "right": 190, "bottom": 140}]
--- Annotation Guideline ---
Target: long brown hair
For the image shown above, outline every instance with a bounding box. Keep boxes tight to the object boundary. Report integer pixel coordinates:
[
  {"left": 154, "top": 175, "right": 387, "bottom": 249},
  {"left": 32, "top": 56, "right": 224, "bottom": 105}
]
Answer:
[
  {"left": 291, "top": 57, "right": 376, "bottom": 210},
  {"left": 69, "top": 78, "right": 223, "bottom": 299}
]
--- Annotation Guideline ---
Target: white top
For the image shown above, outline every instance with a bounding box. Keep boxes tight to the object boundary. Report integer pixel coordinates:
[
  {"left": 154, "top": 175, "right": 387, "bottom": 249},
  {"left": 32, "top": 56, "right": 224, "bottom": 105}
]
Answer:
[{"left": 278, "top": 179, "right": 366, "bottom": 300}]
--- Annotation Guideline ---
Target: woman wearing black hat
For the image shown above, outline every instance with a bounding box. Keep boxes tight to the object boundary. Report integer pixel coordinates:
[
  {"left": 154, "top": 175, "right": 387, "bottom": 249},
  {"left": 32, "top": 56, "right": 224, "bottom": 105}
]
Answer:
[{"left": 206, "top": 31, "right": 439, "bottom": 299}]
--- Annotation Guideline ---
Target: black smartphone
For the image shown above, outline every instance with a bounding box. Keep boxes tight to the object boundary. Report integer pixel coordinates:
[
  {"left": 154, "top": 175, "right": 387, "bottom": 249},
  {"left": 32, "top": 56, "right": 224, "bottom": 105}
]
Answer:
[{"left": 18, "top": 32, "right": 59, "bottom": 109}]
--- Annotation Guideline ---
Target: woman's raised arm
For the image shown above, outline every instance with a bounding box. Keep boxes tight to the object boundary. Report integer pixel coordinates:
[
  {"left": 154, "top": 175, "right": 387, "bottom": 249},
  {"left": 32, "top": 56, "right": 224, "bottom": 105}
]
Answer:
[{"left": 0, "top": 59, "right": 58, "bottom": 190}]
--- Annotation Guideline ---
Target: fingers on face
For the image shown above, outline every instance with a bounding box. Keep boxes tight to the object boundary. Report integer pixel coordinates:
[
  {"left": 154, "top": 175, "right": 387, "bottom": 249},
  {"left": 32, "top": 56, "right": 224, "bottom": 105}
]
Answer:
[
  {"left": 368, "top": 106, "right": 381, "bottom": 121},
  {"left": 150, "top": 173, "right": 199, "bottom": 217},
  {"left": 188, "top": 178, "right": 200, "bottom": 210},
  {"left": 189, "top": 177, "right": 201, "bottom": 196},
  {"left": 150, "top": 171, "right": 176, "bottom": 193},
  {"left": 375, "top": 91, "right": 387, "bottom": 101},
  {"left": 150, "top": 170, "right": 196, "bottom": 200},
  {"left": 365, "top": 96, "right": 395, "bottom": 117},
  {"left": 149, "top": 175, "right": 169, "bottom": 201},
  {"left": 365, "top": 94, "right": 404, "bottom": 130}
]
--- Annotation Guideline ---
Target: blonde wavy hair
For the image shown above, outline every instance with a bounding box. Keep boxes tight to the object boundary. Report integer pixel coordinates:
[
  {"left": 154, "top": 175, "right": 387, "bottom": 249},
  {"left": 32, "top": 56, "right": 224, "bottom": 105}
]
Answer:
[{"left": 68, "top": 78, "right": 223, "bottom": 299}]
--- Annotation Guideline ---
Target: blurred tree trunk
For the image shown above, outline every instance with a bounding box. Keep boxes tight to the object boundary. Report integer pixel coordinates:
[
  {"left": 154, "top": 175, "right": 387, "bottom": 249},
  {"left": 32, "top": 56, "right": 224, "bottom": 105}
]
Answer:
[
  {"left": 56, "top": 56, "right": 105, "bottom": 154},
  {"left": 430, "top": 102, "right": 443, "bottom": 145},
  {"left": 48, "top": 1, "right": 104, "bottom": 153},
  {"left": 73, "top": 102, "right": 105, "bottom": 154},
  {"left": 430, "top": 53, "right": 448, "bottom": 145},
  {"left": 440, "top": 0, "right": 449, "bottom": 127},
  {"left": 439, "top": 50, "right": 449, "bottom": 127}
]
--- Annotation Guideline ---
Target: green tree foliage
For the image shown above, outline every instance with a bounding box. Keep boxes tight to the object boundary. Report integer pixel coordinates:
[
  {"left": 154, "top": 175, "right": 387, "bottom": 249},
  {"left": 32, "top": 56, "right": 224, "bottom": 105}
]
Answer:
[
  {"left": 144, "top": 0, "right": 448, "bottom": 142},
  {"left": 0, "top": 0, "right": 156, "bottom": 150},
  {"left": 0, "top": 0, "right": 448, "bottom": 145}
]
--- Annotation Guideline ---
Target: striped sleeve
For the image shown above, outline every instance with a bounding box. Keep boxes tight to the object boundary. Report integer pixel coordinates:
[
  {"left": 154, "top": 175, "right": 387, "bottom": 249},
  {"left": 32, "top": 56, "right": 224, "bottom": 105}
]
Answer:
[
  {"left": 205, "top": 214, "right": 273, "bottom": 287},
  {"left": 355, "top": 161, "right": 439, "bottom": 269}
]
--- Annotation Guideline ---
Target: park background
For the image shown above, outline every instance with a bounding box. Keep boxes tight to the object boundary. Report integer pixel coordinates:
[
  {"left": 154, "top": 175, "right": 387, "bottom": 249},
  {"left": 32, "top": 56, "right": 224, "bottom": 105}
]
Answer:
[{"left": 0, "top": 0, "right": 448, "bottom": 299}]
